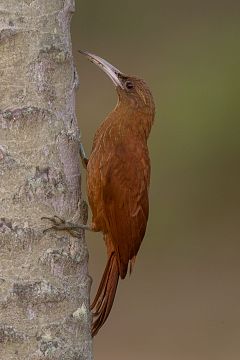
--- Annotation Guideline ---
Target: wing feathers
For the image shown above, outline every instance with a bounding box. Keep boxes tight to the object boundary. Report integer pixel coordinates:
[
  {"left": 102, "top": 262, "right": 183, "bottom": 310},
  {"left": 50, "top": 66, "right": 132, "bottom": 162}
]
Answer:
[{"left": 102, "top": 142, "right": 150, "bottom": 278}]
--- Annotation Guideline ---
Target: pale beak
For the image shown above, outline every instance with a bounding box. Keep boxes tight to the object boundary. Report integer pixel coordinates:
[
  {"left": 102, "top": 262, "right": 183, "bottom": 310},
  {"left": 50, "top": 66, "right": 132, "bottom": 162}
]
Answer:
[{"left": 79, "top": 50, "right": 124, "bottom": 89}]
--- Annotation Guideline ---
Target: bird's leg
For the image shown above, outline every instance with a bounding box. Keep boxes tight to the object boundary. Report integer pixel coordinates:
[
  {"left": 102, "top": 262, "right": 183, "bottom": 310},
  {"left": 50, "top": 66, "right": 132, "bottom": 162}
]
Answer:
[
  {"left": 79, "top": 142, "right": 88, "bottom": 169},
  {"left": 42, "top": 215, "right": 93, "bottom": 238}
]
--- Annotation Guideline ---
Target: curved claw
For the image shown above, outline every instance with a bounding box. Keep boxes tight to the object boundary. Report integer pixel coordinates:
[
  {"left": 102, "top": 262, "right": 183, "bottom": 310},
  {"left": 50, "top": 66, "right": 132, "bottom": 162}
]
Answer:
[
  {"left": 42, "top": 226, "right": 57, "bottom": 234},
  {"left": 41, "top": 216, "right": 65, "bottom": 225},
  {"left": 53, "top": 215, "right": 65, "bottom": 223},
  {"left": 41, "top": 216, "right": 67, "bottom": 235}
]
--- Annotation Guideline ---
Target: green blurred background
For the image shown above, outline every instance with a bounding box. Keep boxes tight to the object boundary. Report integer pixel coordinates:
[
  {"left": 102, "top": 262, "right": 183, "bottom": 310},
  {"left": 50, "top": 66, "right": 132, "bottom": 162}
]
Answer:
[{"left": 72, "top": 1, "right": 240, "bottom": 359}]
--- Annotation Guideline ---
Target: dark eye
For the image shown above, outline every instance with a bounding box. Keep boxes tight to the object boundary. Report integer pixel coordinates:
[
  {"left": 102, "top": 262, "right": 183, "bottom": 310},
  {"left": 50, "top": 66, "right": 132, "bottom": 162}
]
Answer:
[{"left": 125, "top": 80, "right": 134, "bottom": 90}]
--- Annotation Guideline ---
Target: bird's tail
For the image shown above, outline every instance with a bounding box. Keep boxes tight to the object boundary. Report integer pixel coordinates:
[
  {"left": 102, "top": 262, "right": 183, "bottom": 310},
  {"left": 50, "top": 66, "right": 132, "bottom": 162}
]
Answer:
[{"left": 91, "top": 251, "right": 119, "bottom": 337}]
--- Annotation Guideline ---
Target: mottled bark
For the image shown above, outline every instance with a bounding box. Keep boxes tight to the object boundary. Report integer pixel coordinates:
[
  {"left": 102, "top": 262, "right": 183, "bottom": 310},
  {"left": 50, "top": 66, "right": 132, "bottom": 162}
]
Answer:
[{"left": 0, "top": 1, "right": 92, "bottom": 359}]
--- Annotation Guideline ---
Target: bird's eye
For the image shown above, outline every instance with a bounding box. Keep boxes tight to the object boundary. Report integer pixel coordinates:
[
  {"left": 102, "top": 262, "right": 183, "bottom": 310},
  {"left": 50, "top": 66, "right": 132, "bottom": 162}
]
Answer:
[{"left": 125, "top": 80, "right": 134, "bottom": 90}]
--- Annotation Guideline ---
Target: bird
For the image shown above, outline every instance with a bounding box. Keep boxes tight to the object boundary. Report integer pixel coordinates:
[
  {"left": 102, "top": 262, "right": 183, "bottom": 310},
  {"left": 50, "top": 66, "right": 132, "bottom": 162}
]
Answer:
[{"left": 43, "top": 50, "right": 155, "bottom": 337}]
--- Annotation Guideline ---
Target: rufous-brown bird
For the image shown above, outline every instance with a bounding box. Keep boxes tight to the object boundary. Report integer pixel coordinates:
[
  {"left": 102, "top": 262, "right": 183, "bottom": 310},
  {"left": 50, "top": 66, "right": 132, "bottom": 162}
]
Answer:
[{"left": 43, "top": 51, "right": 155, "bottom": 337}]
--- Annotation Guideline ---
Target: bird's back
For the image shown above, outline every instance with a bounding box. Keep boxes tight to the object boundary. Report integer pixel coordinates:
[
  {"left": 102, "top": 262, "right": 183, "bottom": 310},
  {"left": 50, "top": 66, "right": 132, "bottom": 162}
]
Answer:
[{"left": 87, "top": 109, "right": 151, "bottom": 277}]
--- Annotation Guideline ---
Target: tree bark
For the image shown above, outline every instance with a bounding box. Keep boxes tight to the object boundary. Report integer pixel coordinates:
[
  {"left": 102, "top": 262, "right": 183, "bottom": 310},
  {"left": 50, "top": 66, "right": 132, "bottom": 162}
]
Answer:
[{"left": 0, "top": 1, "right": 92, "bottom": 359}]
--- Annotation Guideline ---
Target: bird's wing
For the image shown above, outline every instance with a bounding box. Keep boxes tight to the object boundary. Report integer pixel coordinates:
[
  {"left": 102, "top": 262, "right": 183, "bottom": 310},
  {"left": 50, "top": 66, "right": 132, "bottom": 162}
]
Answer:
[{"left": 102, "top": 141, "right": 150, "bottom": 279}]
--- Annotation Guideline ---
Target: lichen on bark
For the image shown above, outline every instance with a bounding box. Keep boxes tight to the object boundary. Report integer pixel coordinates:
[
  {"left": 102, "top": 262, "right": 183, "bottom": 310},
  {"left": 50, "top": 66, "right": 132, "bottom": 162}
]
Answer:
[{"left": 0, "top": 1, "right": 92, "bottom": 359}]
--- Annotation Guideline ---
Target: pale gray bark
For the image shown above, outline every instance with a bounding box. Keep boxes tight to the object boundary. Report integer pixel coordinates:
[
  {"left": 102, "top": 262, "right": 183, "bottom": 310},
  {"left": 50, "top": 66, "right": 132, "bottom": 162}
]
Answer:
[{"left": 0, "top": 1, "right": 92, "bottom": 359}]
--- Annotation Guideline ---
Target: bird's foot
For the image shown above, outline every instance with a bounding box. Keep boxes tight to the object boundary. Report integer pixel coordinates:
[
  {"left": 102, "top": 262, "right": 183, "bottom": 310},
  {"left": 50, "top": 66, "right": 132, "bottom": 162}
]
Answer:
[
  {"left": 79, "top": 142, "right": 88, "bottom": 169},
  {"left": 41, "top": 215, "right": 92, "bottom": 237}
]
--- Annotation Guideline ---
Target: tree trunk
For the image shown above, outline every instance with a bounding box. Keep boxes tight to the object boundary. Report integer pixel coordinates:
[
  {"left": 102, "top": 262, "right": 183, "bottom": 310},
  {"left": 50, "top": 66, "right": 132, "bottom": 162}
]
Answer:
[{"left": 0, "top": 1, "right": 92, "bottom": 359}]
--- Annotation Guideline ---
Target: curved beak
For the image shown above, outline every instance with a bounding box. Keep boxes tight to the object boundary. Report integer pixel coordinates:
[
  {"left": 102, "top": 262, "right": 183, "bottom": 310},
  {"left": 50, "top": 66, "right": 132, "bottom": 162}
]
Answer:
[{"left": 79, "top": 50, "right": 124, "bottom": 89}]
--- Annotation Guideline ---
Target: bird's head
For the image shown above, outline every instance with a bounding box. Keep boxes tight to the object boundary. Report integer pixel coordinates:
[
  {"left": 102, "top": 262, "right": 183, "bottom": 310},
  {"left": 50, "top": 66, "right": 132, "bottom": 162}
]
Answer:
[{"left": 79, "top": 50, "right": 155, "bottom": 115}]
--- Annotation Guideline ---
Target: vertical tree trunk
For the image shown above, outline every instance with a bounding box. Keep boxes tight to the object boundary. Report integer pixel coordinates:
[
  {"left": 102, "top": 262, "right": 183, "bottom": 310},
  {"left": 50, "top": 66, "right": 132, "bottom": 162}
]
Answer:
[{"left": 0, "top": 1, "right": 92, "bottom": 359}]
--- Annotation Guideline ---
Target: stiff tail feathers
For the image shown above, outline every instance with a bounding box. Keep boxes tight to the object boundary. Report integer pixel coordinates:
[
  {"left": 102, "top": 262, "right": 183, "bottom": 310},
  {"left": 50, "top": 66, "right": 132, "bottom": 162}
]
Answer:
[{"left": 91, "top": 252, "right": 119, "bottom": 337}]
